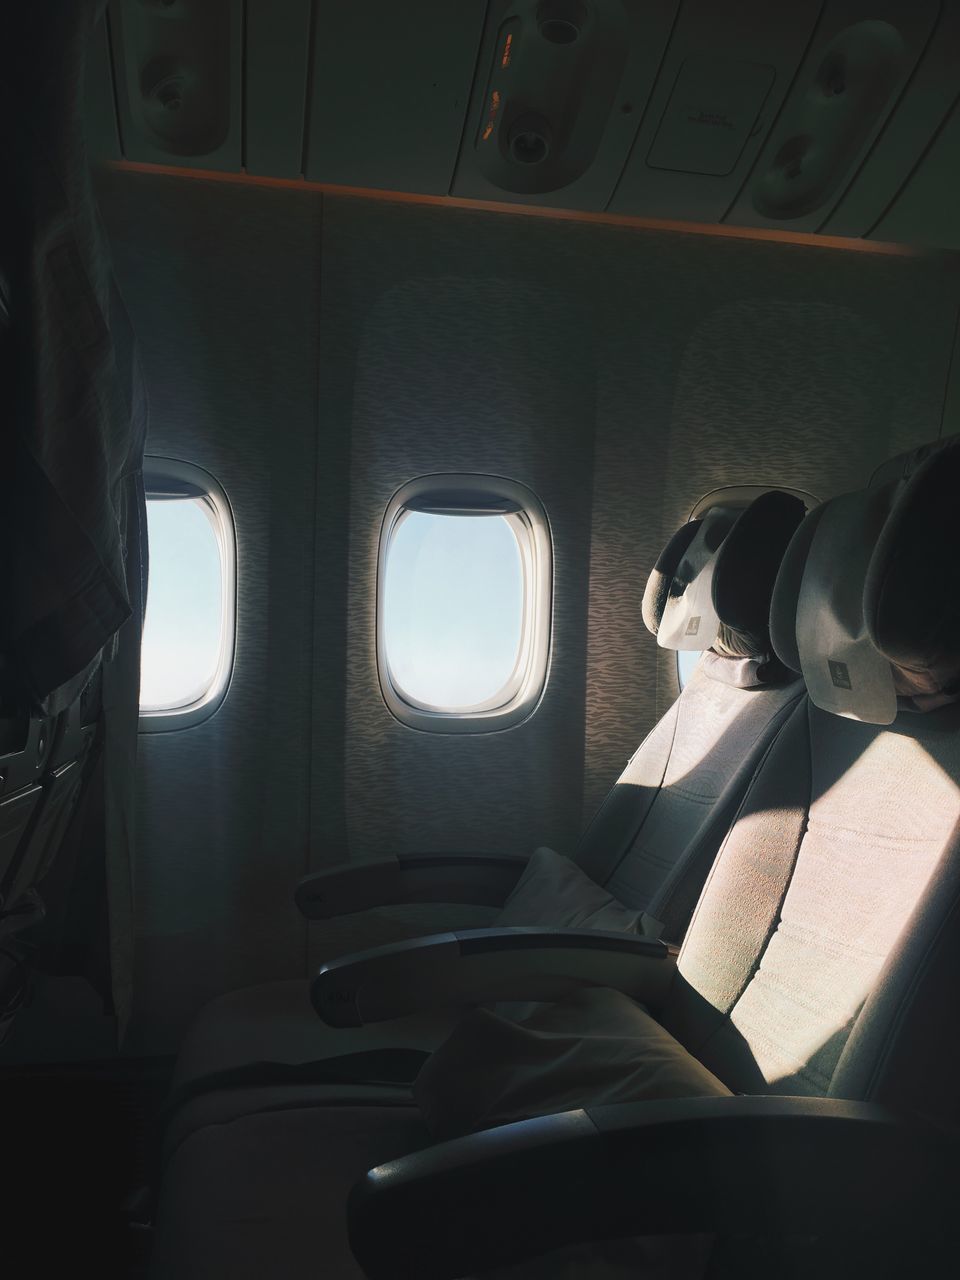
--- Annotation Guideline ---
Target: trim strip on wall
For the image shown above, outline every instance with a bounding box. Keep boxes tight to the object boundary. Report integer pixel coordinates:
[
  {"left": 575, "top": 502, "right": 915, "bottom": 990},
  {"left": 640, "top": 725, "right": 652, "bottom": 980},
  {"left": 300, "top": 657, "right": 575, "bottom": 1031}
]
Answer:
[{"left": 107, "top": 160, "right": 918, "bottom": 257}]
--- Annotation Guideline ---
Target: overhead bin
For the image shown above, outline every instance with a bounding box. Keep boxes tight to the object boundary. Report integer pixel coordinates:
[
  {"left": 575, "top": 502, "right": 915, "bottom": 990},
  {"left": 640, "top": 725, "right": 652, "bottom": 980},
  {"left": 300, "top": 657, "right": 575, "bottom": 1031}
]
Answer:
[
  {"left": 244, "top": 0, "right": 312, "bottom": 178},
  {"left": 869, "top": 94, "right": 960, "bottom": 251},
  {"left": 452, "top": 0, "right": 679, "bottom": 211},
  {"left": 84, "top": 15, "right": 121, "bottom": 163},
  {"left": 820, "top": 4, "right": 960, "bottom": 238},
  {"left": 304, "top": 0, "right": 486, "bottom": 193},
  {"left": 607, "top": 0, "right": 820, "bottom": 223},
  {"left": 725, "top": 0, "right": 941, "bottom": 234},
  {"left": 107, "top": 0, "right": 243, "bottom": 170}
]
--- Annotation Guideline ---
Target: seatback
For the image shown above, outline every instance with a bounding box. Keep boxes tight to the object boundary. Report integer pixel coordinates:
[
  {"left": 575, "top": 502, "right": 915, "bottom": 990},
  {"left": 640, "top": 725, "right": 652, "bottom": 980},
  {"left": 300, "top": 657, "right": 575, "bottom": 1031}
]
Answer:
[
  {"left": 0, "top": 698, "right": 98, "bottom": 921},
  {"left": 664, "top": 439, "right": 960, "bottom": 1128},
  {"left": 0, "top": 715, "right": 55, "bottom": 925},
  {"left": 0, "top": 684, "right": 99, "bottom": 1040},
  {"left": 576, "top": 490, "right": 806, "bottom": 936}
]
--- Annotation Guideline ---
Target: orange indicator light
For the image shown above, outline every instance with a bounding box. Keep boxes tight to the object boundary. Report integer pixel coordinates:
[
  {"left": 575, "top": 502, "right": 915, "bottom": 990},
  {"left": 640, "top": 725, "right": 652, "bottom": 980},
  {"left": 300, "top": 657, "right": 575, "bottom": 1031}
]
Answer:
[
  {"left": 501, "top": 32, "right": 513, "bottom": 68},
  {"left": 481, "top": 89, "right": 501, "bottom": 143}
]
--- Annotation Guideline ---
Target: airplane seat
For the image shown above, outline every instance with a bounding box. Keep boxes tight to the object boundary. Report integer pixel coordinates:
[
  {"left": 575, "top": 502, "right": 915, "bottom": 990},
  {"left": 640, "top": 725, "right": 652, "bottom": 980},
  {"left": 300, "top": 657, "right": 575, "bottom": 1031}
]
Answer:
[
  {"left": 0, "top": 683, "right": 99, "bottom": 1041},
  {"left": 0, "top": 711, "right": 55, "bottom": 1039},
  {"left": 665, "top": 453, "right": 960, "bottom": 1113},
  {"left": 575, "top": 487, "right": 807, "bottom": 926},
  {"left": 159, "top": 491, "right": 806, "bottom": 1142},
  {"left": 0, "top": 715, "right": 54, "bottom": 919},
  {"left": 1, "top": 698, "right": 98, "bottom": 919},
  {"left": 147, "top": 440, "right": 960, "bottom": 1279}
]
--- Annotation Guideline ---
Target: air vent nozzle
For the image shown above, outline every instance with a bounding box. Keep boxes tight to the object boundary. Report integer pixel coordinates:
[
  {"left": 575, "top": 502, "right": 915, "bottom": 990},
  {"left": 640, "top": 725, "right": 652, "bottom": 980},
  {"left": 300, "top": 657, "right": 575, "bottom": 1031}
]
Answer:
[
  {"left": 537, "top": 1, "right": 589, "bottom": 45},
  {"left": 508, "top": 115, "right": 552, "bottom": 164},
  {"left": 140, "top": 55, "right": 226, "bottom": 154}
]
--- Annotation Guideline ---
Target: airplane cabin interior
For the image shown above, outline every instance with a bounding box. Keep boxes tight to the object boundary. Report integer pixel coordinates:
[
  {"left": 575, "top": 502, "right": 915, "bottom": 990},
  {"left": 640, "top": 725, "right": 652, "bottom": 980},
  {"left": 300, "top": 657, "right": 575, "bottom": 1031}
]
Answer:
[{"left": 3, "top": 2, "right": 960, "bottom": 1277}]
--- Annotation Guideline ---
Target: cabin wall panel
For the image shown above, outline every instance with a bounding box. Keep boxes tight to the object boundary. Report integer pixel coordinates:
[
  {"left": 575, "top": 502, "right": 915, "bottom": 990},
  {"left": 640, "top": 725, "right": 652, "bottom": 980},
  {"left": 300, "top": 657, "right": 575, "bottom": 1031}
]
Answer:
[
  {"left": 98, "top": 172, "right": 958, "bottom": 1049},
  {"left": 340, "top": 274, "right": 594, "bottom": 863},
  {"left": 307, "top": 202, "right": 600, "bottom": 966},
  {"left": 98, "top": 173, "right": 322, "bottom": 1049}
]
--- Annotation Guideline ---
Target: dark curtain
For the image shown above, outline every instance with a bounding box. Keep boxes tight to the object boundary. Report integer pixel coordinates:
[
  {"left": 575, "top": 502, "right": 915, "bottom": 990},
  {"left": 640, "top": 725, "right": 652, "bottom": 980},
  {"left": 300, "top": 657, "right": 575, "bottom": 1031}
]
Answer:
[{"left": 1, "top": 1, "right": 147, "bottom": 1038}]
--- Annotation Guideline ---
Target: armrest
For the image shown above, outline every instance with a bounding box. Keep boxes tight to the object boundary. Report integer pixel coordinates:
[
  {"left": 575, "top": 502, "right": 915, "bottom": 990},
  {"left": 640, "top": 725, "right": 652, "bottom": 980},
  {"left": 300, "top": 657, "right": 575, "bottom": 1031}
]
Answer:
[
  {"left": 312, "top": 927, "right": 674, "bottom": 1027},
  {"left": 295, "top": 853, "right": 528, "bottom": 919},
  {"left": 348, "top": 1096, "right": 955, "bottom": 1280}
]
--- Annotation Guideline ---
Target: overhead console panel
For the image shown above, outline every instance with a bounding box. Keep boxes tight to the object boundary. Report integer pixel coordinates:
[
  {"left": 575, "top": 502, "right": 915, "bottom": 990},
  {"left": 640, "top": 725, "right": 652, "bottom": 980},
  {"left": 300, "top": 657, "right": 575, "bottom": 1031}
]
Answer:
[
  {"left": 304, "top": 0, "right": 486, "bottom": 193},
  {"left": 85, "top": 15, "right": 122, "bottom": 162},
  {"left": 726, "top": 0, "right": 941, "bottom": 233},
  {"left": 608, "top": 0, "right": 821, "bottom": 222},
  {"left": 870, "top": 93, "right": 960, "bottom": 251},
  {"left": 244, "top": 0, "right": 313, "bottom": 178},
  {"left": 108, "top": 0, "right": 243, "bottom": 170},
  {"left": 88, "top": 1, "right": 960, "bottom": 252},
  {"left": 452, "top": 0, "right": 680, "bottom": 210}
]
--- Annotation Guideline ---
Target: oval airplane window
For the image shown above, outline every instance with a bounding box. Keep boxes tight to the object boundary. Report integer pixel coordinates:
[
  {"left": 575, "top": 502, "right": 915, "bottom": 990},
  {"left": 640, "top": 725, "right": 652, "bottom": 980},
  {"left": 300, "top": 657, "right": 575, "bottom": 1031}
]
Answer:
[
  {"left": 378, "top": 475, "right": 552, "bottom": 733},
  {"left": 677, "top": 648, "right": 702, "bottom": 690},
  {"left": 384, "top": 511, "right": 523, "bottom": 711},
  {"left": 139, "top": 459, "right": 236, "bottom": 731}
]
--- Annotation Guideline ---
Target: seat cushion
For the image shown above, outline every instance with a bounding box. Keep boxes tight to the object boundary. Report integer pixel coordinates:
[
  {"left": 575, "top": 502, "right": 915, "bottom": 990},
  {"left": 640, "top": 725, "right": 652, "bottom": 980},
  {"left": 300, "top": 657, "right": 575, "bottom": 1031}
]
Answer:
[
  {"left": 152, "top": 1098, "right": 714, "bottom": 1280},
  {"left": 151, "top": 1104, "right": 429, "bottom": 1280},
  {"left": 162, "top": 1080, "right": 421, "bottom": 1167},
  {"left": 414, "top": 987, "right": 731, "bottom": 1143},
  {"left": 171, "top": 979, "right": 455, "bottom": 1093},
  {"left": 165, "top": 979, "right": 459, "bottom": 1151}
]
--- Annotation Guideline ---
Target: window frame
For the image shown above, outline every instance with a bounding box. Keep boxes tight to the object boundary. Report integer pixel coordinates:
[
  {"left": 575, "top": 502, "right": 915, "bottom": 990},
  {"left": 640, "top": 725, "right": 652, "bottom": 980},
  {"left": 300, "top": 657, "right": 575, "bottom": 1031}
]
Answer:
[
  {"left": 376, "top": 474, "right": 553, "bottom": 734},
  {"left": 139, "top": 457, "right": 237, "bottom": 733}
]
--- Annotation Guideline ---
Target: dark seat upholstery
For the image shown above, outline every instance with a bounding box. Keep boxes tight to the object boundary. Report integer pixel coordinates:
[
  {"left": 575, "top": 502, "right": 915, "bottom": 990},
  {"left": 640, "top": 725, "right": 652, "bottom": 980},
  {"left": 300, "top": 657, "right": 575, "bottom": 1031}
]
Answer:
[{"left": 0, "top": 694, "right": 98, "bottom": 1041}]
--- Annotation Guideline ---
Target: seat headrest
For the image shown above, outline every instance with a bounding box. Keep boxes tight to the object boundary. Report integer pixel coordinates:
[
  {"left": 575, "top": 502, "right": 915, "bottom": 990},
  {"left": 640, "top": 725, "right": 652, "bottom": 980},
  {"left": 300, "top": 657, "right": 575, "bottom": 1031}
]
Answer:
[
  {"left": 643, "top": 491, "right": 806, "bottom": 660},
  {"left": 643, "top": 508, "right": 735, "bottom": 653},
  {"left": 771, "top": 437, "right": 960, "bottom": 723},
  {"left": 866, "top": 436, "right": 960, "bottom": 684},
  {"left": 642, "top": 519, "right": 706, "bottom": 638},
  {"left": 711, "top": 490, "right": 807, "bottom": 659},
  {"left": 869, "top": 435, "right": 956, "bottom": 488}
]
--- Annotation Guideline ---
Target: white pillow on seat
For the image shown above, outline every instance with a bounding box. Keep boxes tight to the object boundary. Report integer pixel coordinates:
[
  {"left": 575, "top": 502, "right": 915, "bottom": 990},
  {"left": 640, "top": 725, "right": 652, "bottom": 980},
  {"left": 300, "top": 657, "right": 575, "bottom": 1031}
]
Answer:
[{"left": 496, "top": 847, "right": 643, "bottom": 933}]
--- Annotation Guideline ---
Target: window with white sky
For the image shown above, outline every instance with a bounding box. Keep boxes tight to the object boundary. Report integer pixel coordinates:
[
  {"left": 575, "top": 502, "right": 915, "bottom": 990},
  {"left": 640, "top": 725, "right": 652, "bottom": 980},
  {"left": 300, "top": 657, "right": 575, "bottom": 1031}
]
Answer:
[
  {"left": 383, "top": 510, "right": 524, "bottom": 712},
  {"left": 677, "top": 648, "right": 702, "bottom": 690},
  {"left": 140, "top": 497, "right": 226, "bottom": 713}
]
